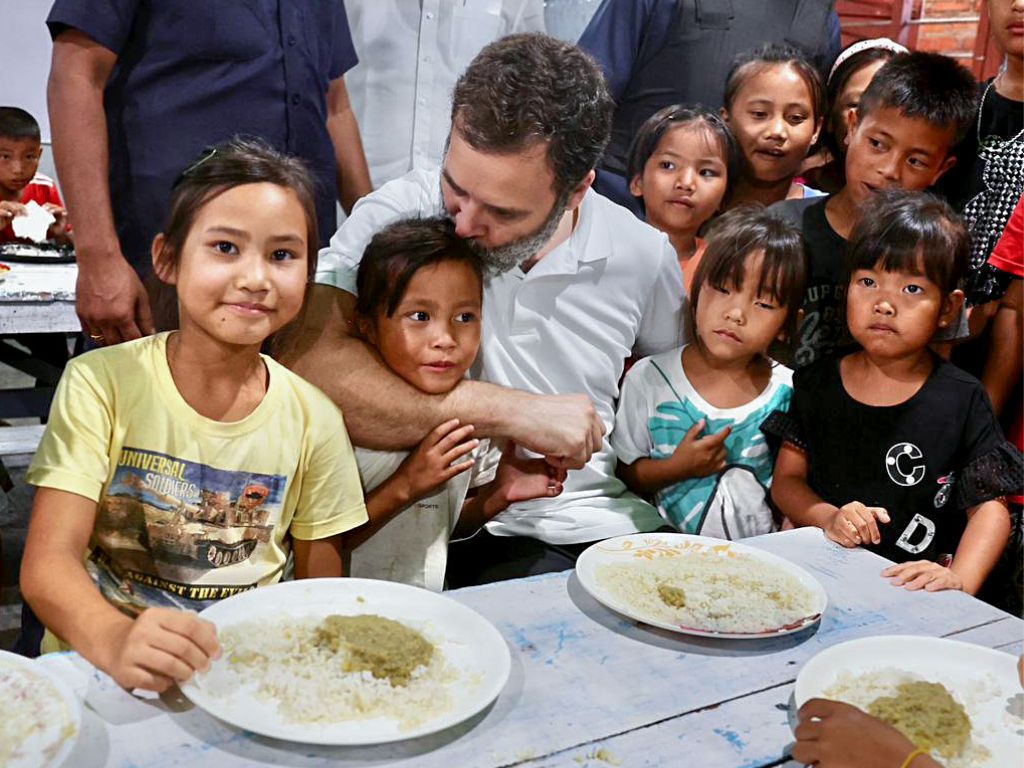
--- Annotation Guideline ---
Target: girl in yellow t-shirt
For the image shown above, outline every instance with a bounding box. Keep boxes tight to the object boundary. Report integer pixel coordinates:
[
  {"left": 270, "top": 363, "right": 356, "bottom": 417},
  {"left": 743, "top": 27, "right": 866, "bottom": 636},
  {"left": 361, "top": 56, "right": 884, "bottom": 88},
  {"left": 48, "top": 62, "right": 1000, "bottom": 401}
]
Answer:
[{"left": 21, "top": 139, "right": 368, "bottom": 692}]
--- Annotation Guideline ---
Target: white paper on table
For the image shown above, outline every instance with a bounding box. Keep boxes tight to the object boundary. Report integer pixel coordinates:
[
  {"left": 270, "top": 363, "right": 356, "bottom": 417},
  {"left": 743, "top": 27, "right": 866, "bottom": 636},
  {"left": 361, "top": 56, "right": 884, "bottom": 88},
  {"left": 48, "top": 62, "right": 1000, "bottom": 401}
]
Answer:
[{"left": 11, "top": 200, "right": 56, "bottom": 242}]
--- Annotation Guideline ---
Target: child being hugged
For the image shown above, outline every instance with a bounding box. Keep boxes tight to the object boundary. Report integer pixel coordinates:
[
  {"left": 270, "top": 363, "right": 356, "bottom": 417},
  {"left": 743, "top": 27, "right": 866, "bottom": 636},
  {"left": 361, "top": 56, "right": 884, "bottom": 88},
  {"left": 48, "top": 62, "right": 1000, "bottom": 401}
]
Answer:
[
  {"left": 611, "top": 206, "right": 807, "bottom": 539},
  {"left": 346, "top": 217, "right": 565, "bottom": 591},
  {"left": 626, "top": 105, "right": 739, "bottom": 291},
  {"left": 720, "top": 43, "right": 826, "bottom": 209},
  {"left": 768, "top": 191, "right": 1022, "bottom": 595},
  {"left": 20, "top": 139, "right": 369, "bottom": 690}
]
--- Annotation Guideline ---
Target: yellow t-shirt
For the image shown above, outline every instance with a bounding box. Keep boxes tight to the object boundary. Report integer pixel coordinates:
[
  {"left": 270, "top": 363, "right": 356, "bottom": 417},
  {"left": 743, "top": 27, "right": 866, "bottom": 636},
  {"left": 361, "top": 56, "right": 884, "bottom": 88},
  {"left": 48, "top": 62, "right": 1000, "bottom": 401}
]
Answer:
[{"left": 27, "top": 332, "right": 368, "bottom": 617}]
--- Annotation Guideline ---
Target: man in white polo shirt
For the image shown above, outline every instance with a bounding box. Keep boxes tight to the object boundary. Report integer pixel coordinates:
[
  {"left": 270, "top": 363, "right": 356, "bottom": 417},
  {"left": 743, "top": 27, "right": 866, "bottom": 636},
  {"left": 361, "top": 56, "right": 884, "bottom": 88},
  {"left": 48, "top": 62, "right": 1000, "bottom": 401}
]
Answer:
[{"left": 283, "top": 34, "right": 685, "bottom": 583}]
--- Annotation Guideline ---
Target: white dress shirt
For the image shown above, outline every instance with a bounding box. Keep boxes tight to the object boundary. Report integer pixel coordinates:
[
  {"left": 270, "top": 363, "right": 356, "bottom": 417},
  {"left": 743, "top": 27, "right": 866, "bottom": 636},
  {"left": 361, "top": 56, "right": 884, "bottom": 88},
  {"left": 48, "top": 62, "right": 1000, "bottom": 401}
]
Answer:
[
  {"left": 344, "top": 0, "right": 546, "bottom": 188},
  {"left": 316, "top": 169, "right": 687, "bottom": 544}
]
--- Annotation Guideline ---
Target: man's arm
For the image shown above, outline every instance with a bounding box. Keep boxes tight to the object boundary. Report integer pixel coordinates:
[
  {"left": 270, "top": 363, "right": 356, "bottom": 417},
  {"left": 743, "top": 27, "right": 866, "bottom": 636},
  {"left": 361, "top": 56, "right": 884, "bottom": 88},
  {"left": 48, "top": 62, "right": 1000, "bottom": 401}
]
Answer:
[
  {"left": 48, "top": 29, "right": 154, "bottom": 345},
  {"left": 278, "top": 283, "right": 603, "bottom": 468},
  {"left": 326, "top": 76, "right": 373, "bottom": 213}
]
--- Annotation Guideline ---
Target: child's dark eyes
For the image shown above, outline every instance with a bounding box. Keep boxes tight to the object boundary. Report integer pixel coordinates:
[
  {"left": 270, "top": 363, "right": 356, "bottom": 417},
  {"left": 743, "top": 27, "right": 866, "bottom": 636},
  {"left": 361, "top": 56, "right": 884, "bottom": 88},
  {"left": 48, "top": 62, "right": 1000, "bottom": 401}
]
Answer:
[
  {"left": 857, "top": 276, "right": 876, "bottom": 288},
  {"left": 407, "top": 311, "right": 430, "bottom": 322},
  {"left": 658, "top": 161, "right": 676, "bottom": 171},
  {"left": 867, "top": 137, "right": 885, "bottom": 151},
  {"left": 712, "top": 285, "right": 731, "bottom": 295},
  {"left": 270, "top": 249, "right": 297, "bottom": 262},
  {"left": 455, "top": 312, "right": 477, "bottom": 323},
  {"left": 903, "top": 284, "right": 924, "bottom": 295},
  {"left": 755, "top": 299, "right": 778, "bottom": 310},
  {"left": 699, "top": 168, "right": 721, "bottom": 178},
  {"left": 214, "top": 241, "right": 238, "bottom": 255},
  {"left": 787, "top": 114, "right": 808, "bottom": 125},
  {"left": 748, "top": 110, "right": 768, "bottom": 120}
]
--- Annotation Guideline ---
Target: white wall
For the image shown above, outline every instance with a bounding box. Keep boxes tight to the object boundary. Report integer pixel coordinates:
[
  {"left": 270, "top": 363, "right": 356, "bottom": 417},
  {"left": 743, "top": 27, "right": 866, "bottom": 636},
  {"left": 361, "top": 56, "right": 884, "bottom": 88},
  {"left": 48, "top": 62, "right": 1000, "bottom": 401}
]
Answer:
[{"left": 2, "top": 1, "right": 55, "bottom": 143}]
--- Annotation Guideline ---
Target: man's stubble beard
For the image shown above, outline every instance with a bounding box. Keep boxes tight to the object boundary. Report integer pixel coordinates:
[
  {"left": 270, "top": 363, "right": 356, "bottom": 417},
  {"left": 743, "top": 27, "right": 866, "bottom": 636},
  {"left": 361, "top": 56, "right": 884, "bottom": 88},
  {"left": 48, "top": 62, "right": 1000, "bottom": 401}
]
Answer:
[{"left": 440, "top": 182, "right": 572, "bottom": 276}]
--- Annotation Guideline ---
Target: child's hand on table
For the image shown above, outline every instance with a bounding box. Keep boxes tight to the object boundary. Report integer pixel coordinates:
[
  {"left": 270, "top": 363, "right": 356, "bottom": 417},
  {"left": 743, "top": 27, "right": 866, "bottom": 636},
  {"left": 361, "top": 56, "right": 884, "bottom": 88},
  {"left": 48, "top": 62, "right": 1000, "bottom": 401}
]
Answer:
[
  {"left": 825, "top": 501, "right": 890, "bottom": 547},
  {"left": 882, "top": 560, "right": 963, "bottom": 592},
  {"left": 793, "top": 699, "right": 938, "bottom": 768},
  {"left": 397, "top": 418, "right": 478, "bottom": 502},
  {"left": 667, "top": 419, "right": 731, "bottom": 479},
  {"left": 101, "top": 607, "right": 221, "bottom": 693}
]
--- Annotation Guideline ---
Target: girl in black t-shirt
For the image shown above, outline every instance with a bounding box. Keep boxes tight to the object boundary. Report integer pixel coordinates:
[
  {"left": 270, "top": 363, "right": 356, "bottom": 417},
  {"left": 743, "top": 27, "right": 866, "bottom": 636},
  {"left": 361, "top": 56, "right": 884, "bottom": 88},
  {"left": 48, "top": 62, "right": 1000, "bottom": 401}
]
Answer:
[{"left": 766, "top": 191, "right": 1022, "bottom": 596}]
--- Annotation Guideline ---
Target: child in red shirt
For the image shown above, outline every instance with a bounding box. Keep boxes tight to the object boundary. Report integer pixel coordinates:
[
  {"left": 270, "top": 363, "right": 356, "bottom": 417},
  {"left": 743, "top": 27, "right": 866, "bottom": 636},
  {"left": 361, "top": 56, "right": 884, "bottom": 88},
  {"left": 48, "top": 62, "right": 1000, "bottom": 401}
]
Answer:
[{"left": 0, "top": 107, "right": 70, "bottom": 244}]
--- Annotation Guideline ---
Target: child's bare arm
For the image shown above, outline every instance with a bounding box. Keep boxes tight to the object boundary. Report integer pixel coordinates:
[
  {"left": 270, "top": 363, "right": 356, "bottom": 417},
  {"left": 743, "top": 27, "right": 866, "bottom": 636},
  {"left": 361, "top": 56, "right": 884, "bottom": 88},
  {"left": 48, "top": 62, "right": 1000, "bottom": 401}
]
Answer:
[
  {"left": 293, "top": 536, "right": 344, "bottom": 578},
  {"left": 617, "top": 419, "right": 730, "bottom": 495},
  {"left": 980, "top": 280, "right": 1023, "bottom": 416},
  {"left": 20, "top": 487, "right": 219, "bottom": 691},
  {"left": 951, "top": 499, "right": 1012, "bottom": 595},
  {"left": 771, "top": 442, "right": 889, "bottom": 546}
]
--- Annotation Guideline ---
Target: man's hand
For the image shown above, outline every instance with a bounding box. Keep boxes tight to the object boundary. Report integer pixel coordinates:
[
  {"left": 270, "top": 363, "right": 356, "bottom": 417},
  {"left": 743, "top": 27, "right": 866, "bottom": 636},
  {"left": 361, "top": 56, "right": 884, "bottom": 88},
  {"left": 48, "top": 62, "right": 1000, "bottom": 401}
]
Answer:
[
  {"left": 43, "top": 202, "right": 69, "bottom": 239},
  {"left": 76, "top": 252, "right": 155, "bottom": 345},
  {"left": 503, "top": 392, "right": 604, "bottom": 470},
  {"left": 0, "top": 200, "right": 27, "bottom": 230},
  {"left": 667, "top": 419, "right": 731, "bottom": 479},
  {"left": 397, "top": 419, "right": 479, "bottom": 502},
  {"left": 825, "top": 501, "right": 890, "bottom": 547},
  {"left": 792, "top": 699, "right": 931, "bottom": 768},
  {"left": 882, "top": 560, "right": 964, "bottom": 592},
  {"left": 98, "top": 608, "right": 220, "bottom": 693}
]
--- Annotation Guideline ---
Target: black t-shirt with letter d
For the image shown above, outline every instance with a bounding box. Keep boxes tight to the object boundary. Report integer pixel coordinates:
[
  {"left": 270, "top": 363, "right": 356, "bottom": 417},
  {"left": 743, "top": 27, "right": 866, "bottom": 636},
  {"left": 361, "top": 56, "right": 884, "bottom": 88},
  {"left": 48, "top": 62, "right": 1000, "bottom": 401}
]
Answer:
[{"left": 763, "top": 356, "right": 1022, "bottom": 564}]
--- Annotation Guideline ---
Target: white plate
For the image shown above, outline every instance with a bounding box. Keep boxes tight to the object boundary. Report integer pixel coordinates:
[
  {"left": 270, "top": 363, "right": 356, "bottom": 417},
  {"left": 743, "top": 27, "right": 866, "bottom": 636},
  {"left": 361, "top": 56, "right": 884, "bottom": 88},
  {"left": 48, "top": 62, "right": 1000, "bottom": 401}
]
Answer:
[
  {"left": 179, "top": 578, "right": 511, "bottom": 745},
  {"left": 575, "top": 532, "right": 827, "bottom": 639},
  {"left": 795, "top": 636, "right": 1023, "bottom": 765},
  {"left": 0, "top": 650, "right": 82, "bottom": 767}
]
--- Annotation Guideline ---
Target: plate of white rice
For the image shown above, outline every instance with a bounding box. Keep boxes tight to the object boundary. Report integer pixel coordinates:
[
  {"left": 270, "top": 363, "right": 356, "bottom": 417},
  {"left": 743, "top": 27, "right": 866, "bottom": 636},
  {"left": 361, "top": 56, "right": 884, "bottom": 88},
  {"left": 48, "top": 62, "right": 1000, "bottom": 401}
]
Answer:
[
  {"left": 179, "top": 578, "right": 511, "bottom": 745},
  {"left": 0, "top": 650, "right": 81, "bottom": 768},
  {"left": 795, "top": 636, "right": 1023, "bottom": 768},
  {"left": 575, "top": 533, "right": 827, "bottom": 638}
]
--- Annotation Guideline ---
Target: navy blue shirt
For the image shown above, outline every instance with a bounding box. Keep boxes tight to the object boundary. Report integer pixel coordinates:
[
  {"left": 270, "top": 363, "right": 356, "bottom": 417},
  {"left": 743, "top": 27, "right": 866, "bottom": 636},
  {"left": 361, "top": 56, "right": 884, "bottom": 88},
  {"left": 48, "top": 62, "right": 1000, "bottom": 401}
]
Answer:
[{"left": 47, "top": 0, "right": 358, "bottom": 268}]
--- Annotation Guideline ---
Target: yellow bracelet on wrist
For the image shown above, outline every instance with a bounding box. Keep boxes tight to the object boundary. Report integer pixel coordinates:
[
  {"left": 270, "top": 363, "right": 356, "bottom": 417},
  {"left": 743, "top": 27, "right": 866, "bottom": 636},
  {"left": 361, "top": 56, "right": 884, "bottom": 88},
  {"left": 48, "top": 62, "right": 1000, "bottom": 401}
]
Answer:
[{"left": 900, "top": 747, "right": 929, "bottom": 768}]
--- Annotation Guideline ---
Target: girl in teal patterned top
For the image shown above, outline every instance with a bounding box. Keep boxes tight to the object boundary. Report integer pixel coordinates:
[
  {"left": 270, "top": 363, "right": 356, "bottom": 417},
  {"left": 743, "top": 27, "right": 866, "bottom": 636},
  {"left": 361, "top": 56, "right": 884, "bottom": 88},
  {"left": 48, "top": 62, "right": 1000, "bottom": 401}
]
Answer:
[{"left": 611, "top": 205, "right": 807, "bottom": 538}]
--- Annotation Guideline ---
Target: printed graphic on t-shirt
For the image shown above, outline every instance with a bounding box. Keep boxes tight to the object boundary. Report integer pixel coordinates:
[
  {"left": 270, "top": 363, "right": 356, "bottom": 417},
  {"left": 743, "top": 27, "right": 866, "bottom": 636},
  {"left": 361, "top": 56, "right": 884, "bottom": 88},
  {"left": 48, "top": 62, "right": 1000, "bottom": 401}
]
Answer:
[
  {"left": 795, "top": 281, "right": 846, "bottom": 368},
  {"left": 90, "top": 447, "right": 286, "bottom": 613},
  {"left": 650, "top": 391, "right": 787, "bottom": 538}
]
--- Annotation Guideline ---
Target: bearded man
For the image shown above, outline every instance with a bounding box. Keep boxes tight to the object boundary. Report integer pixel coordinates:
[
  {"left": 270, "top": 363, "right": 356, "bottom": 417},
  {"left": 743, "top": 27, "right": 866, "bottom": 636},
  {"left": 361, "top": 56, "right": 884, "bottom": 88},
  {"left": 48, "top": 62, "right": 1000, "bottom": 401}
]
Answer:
[{"left": 282, "top": 34, "right": 685, "bottom": 584}]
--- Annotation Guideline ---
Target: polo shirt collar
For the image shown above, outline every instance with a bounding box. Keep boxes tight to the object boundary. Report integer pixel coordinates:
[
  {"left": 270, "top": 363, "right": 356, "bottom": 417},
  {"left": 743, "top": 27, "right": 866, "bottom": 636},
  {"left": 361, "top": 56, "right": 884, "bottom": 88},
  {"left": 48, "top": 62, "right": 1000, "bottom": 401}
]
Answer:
[{"left": 526, "top": 189, "right": 608, "bottom": 279}]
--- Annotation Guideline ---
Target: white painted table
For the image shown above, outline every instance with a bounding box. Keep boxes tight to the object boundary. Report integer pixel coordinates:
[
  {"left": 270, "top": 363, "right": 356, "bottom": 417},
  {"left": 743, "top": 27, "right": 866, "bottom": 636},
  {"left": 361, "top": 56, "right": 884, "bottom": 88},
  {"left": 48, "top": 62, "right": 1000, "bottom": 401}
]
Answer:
[
  {"left": 0, "top": 260, "right": 78, "bottom": 334},
  {"left": 37, "top": 529, "right": 1024, "bottom": 768}
]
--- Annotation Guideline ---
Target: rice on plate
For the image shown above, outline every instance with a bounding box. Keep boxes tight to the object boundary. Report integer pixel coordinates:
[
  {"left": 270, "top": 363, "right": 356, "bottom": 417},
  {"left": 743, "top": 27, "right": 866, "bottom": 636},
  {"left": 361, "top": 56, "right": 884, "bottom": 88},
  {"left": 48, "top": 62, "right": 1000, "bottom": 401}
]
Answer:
[
  {"left": 180, "top": 578, "right": 511, "bottom": 745},
  {"left": 0, "top": 651, "right": 81, "bottom": 768},
  {"left": 577, "top": 533, "right": 826, "bottom": 637},
  {"left": 210, "top": 613, "right": 456, "bottom": 729},
  {"left": 795, "top": 636, "right": 1024, "bottom": 768}
]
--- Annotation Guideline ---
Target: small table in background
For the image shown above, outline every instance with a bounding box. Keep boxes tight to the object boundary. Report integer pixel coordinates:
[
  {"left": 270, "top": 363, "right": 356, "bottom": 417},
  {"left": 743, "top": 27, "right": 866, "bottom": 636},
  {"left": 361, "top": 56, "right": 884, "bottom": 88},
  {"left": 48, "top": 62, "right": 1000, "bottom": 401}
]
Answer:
[{"left": 0, "top": 259, "right": 78, "bottom": 419}]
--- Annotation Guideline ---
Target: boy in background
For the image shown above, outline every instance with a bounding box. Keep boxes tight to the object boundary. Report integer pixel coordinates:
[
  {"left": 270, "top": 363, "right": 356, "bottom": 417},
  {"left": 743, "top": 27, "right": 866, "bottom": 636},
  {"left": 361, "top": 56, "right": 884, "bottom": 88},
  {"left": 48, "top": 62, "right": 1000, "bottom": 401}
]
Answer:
[
  {"left": 0, "top": 107, "right": 70, "bottom": 244},
  {"left": 771, "top": 52, "right": 976, "bottom": 367}
]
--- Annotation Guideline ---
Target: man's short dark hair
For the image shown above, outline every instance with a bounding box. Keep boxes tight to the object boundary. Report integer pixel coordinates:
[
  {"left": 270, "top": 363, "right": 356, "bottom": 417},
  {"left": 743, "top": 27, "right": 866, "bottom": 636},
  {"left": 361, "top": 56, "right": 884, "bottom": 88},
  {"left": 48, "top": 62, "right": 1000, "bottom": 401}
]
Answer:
[
  {"left": 857, "top": 52, "right": 977, "bottom": 143},
  {"left": 847, "top": 189, "right": 969, "bottom": 294},
  {"left": 450, "top": 33, "right": 614, "bottom": 197},
  {"left": 0, "top": 107, "right": 42, "bottom": 142}
]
